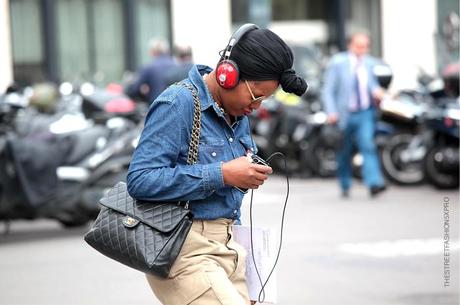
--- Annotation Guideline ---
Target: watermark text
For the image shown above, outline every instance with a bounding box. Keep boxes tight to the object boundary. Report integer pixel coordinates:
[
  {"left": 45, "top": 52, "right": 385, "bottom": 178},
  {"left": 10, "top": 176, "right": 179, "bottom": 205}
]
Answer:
[{"left": 443, "top": 196, "right": 450, "bottom": 287}]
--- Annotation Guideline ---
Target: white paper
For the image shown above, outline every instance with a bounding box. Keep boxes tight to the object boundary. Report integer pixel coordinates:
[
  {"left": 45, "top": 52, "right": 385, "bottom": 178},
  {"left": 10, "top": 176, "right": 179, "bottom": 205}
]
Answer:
[{"left": 232, "top": 225, "right": 277, "bottom": 304}]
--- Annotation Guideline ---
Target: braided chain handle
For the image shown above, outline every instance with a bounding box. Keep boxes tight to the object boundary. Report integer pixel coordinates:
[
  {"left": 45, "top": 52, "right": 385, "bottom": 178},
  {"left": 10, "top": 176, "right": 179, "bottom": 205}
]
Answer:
[{"left": 176, "top": 82, "right": 201, "bottom": 165}]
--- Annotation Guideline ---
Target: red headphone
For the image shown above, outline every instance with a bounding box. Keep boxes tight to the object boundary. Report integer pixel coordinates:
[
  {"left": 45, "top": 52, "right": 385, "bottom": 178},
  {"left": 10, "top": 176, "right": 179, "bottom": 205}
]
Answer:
[{"left": 215, "top": 24, "right": 259, "bottom": 89}]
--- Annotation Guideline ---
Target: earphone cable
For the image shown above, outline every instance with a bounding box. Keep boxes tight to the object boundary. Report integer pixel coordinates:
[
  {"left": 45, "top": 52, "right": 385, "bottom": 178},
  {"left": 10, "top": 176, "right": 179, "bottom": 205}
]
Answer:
[{"left": 249, "top": 152, "right": 289, "bottom": 303}]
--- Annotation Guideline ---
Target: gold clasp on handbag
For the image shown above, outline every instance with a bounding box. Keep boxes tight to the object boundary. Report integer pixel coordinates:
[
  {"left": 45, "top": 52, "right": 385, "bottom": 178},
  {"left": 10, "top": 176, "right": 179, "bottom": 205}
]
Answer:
[{"left": 122, "top": 216, "right": 139, "bottom": 228}]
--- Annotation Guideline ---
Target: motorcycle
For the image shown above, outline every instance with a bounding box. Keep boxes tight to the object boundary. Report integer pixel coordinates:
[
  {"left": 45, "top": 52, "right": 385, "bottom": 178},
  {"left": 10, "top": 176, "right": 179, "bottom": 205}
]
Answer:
[
  {"left": 0, "top": 86, "right": 141, "bottom": 229},
  {"left": 377, "top": 64, "right": 458, "bottom": 186},
  {"left": 423, "top": 98, "right": 459, "bottom": 188},
  {"left": 378, "top": 92, "right": 428, "bottom": 184}
]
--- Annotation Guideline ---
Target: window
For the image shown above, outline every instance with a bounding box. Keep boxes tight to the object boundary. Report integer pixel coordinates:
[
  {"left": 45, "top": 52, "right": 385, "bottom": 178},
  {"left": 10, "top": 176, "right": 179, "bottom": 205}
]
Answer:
[
  {"left": 10, "top": 0, "right": 174, "bottom": 84},
  {"left": 10, "top": 0, "right": 45, "bottom": 84},
  {"left": 57, "top": 0, "right": 124, "bottom": 83},
  {"left": 93, "top": 0, "right": 125, "bottom": 82},
  {"left": 56, "top": 0, "right": 90, "bottom": 82},
  {"left": 272, "top": 0, "right": 327, "bottom": 21},
  {"left": 135, "top": 0, "right": 171, "bottom": 67}
]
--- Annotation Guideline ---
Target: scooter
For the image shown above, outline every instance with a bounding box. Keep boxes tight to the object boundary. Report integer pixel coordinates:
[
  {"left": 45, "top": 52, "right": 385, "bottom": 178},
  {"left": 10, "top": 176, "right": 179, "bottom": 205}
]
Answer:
[{"left": 78, "top": 82, "right": 148, "bottom": 124}]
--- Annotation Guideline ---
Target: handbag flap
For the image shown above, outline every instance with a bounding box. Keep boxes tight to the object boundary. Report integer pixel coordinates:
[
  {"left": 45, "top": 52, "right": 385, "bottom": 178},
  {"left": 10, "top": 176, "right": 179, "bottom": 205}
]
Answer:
[{"left": 99, "top": 182, "right": 190, "bottom": 233}]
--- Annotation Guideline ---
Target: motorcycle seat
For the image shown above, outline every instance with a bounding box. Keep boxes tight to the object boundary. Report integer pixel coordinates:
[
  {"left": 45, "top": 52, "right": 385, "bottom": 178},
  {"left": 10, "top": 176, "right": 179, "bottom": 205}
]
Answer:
[{"left": 64, "top": 126, "right": 109, "bottom": 165}]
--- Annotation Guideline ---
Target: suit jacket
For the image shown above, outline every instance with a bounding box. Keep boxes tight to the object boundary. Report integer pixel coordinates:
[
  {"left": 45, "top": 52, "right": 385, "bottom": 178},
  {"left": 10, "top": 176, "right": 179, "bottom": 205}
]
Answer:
[
  {"left": 321, "top": 51, "right": 380, "bottom": 129},
  {"left": 126, "top": 55, "right": 177, "bottom": 103}
]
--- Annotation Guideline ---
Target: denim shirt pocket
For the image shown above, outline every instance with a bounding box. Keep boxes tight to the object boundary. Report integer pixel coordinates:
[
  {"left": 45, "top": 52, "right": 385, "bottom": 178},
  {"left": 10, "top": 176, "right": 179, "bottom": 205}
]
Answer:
[
  {"left": 238, "top": 135, "right": 257, "bottom": 155},
  {"left": 198, "top": 138, "right": 225, "bottom": 164}
]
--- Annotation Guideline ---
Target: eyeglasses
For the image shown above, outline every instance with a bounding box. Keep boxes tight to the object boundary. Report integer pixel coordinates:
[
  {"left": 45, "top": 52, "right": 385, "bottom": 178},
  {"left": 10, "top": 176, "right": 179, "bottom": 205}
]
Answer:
[{"left": 244, "top": 80, "right": 266, "bottom": 104}]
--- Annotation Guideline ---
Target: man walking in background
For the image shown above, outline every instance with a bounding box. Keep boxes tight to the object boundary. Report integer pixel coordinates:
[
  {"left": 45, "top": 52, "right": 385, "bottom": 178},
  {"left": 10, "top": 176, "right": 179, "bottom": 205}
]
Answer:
[
  {"left": 164, "top": 44, "right": 194, "bottom": 86},
  {"left": 126, "top": 38, "right": 176, "bottom": 103},
  {"left": 322, "top": 32, "right": 386, "bottom": 198}
]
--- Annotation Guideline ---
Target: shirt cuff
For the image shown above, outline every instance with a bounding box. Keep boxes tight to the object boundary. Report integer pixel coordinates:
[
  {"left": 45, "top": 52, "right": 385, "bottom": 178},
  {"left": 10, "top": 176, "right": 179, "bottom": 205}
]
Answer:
[{"left": 202, "top": 162, "right": 225, "bottom": 193}]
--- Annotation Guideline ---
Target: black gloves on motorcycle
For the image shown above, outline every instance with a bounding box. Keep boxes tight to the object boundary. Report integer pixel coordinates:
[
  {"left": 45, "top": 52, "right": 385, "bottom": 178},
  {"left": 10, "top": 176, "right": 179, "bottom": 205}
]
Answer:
[{"left": 230, "top": 28, "right": 308, "bottom": 96}]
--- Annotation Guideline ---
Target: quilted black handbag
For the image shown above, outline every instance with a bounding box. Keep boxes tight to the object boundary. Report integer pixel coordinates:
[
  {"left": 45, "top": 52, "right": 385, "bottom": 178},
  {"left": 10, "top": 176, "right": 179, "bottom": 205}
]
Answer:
[{"left": 84, "top": 82, "right": 201, "bottom": 278}]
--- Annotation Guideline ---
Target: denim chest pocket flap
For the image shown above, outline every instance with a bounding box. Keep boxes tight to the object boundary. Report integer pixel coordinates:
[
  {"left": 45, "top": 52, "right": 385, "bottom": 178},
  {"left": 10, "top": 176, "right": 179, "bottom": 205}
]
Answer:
[
  {"left": 239, "top": 136, "right": 256, "bottom": 154},
  {"left": 198, "top": 138, "right": 225, "bottom": 162}
]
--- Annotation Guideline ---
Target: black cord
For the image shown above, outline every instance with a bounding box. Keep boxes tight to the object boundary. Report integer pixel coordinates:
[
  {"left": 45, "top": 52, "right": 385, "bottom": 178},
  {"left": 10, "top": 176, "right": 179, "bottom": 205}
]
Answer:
[{"left": 249, "top": 152, "right": 289, "bottom": 303}]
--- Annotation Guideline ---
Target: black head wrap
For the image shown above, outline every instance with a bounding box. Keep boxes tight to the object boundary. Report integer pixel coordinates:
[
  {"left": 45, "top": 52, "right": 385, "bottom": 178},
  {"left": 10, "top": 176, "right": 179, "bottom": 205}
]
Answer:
[{"left": 229, "top": 28, "right": 308, "bottom": 96}]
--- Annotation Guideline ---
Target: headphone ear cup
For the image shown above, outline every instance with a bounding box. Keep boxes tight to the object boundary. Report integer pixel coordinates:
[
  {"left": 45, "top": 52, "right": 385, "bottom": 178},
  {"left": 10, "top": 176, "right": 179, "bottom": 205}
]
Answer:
[{"left": 215, "top": 60, "right": 239, "bottom": 89}]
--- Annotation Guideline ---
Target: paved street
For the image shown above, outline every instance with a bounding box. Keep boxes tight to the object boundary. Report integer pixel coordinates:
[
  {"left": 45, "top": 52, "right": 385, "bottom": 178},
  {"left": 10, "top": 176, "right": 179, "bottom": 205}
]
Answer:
[{"left": 0, "top": 177, "right": 458, "bottom": 305}]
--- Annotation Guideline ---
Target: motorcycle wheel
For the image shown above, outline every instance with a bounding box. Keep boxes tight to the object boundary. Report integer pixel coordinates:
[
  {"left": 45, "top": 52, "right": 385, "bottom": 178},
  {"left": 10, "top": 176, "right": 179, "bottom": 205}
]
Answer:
[
  {"left": 381, "top": 133, "right": 425, "bottom": 185},
  {"left": 424, "top": 146, "right": 459, "bottom": 189},
  {"left": 302, "top": 137, "right": 337, "bottom": 178}
]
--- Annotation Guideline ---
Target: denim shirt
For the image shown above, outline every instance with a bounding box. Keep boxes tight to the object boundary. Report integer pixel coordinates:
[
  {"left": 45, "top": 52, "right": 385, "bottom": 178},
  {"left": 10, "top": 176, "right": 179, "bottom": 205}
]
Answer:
[{"left": 127, "top": 65, "right": 257, "bottom": 221}]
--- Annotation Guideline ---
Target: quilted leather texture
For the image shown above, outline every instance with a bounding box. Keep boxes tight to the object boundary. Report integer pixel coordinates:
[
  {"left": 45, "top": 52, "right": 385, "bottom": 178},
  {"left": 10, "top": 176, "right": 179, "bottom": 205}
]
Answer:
[
  {"left": 99, "top": 182, "right": 189, "bottom": 232},
  {"left": 84, "top": 182, "right": 193, "bottom": 278}
]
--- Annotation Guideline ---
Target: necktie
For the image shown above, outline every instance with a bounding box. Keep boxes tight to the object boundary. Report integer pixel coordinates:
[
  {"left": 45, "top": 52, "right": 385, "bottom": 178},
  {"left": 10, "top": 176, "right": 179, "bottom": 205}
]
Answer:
[{"left": 354, "top": 64, "right": 361, "bottom": 110}]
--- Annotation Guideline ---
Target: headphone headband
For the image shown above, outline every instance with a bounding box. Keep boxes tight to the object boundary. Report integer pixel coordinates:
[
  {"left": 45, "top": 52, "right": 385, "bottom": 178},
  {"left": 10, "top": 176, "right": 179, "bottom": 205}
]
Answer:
[
  {"left": 216, "top": 23, "right": 259, "bottom": 89},
  {"left": 221, "top": 23, "right": 259, "bottom": 61}
]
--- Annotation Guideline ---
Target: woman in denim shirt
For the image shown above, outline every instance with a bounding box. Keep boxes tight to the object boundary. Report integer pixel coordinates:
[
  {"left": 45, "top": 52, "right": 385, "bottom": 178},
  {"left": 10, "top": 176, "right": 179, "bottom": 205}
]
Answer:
[{"left": 127, "top": 24, "right": 307, "bottom": 305}]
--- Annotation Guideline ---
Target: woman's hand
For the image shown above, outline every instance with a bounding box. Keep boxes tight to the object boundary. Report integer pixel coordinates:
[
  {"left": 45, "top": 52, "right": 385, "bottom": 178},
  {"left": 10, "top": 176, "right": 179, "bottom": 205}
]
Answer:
[{"left": 222, "top": 156, "right": 272, "bottom": 190}]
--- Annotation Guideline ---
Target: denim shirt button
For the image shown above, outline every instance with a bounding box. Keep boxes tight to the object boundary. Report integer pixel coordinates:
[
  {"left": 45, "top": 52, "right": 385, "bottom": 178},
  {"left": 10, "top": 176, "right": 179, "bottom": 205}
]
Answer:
[
  {"left": 229, "top": 137, "right": 234, "bottom": 143},
  {"left": 233, "top": 210, "right": 237, "bottom": 214},
  {"left": 211, "top": 152, "right": 217, "bottom": 157}
]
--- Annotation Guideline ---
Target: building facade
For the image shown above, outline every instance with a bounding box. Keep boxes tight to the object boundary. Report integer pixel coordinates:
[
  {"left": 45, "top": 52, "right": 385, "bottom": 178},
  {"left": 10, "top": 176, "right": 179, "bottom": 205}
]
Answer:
[
  {"left": 1, "top": 0, "right": 458, "bottom": 92},
  {"left": 8, "top": 0, "right": 173, "bottom": 86}
]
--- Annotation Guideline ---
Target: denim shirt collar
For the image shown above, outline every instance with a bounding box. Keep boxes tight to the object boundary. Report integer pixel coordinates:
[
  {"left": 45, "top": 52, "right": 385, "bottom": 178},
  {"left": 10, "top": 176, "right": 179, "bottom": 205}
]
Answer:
[{"left": 188, "top": 65, "right": 215, "bottom": 112}]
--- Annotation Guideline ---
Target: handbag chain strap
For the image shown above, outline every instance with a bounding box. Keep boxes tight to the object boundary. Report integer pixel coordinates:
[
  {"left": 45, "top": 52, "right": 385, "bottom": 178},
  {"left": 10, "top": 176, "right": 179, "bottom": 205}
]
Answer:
[{"left": 176, "top": 82, "right": 201, "bottom": 165}]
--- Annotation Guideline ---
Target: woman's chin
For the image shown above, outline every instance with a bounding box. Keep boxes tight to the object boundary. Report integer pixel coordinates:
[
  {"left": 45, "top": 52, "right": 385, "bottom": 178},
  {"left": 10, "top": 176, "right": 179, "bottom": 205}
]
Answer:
[{"left": 242, "top": 109, "right": 252, "bottom": 116}]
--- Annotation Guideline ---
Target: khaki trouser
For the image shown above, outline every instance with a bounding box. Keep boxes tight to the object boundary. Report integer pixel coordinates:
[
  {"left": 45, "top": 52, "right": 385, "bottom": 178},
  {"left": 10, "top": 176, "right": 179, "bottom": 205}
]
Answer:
[{"left": 146, "top": 218, "right": 250, "bottom": 305}]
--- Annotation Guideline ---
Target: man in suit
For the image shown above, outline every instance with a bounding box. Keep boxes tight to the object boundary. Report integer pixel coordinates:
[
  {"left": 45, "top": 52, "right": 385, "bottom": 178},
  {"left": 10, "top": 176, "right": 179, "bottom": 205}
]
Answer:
[{"left": 322, "top": 32, "right": 386, "bottom": 198}]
